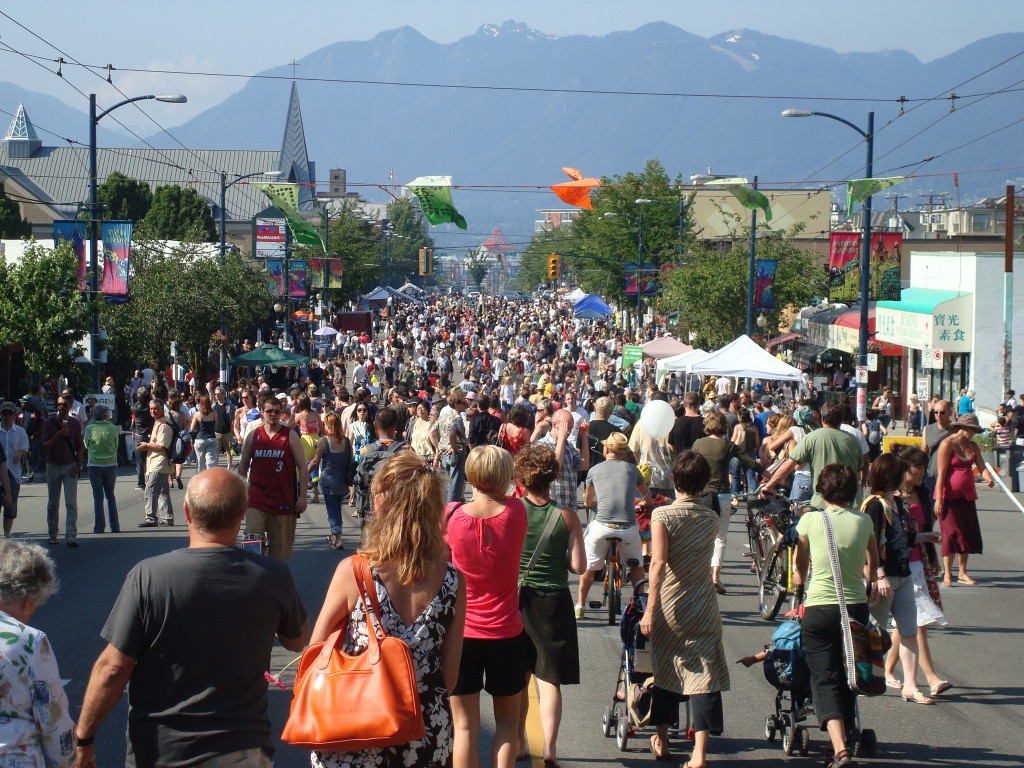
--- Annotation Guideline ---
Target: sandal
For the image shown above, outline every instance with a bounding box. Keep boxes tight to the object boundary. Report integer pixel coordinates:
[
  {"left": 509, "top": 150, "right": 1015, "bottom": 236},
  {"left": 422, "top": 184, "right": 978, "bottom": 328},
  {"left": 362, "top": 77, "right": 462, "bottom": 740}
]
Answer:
[
  {"left": 649, "top": 735, "right": 671, "bottom": 760},
  {"left": 902, "top": 690, "right": 935, "bottom": 705},
  {"left": 886, "top": 678, "right": 903, "bottom": 689},
  {"left": 930, "top": 681, "right": 953, "bottom": 696},
  {"left": 325, "top": 534, "right": 345, "bottom": 551},
  {"left": 828, "top": 749, "right": 855, "bottom": 767},
  {"left": 941, "top": 579, "right": 952, "bottom": 588},
  {"left": 957, "top": 576, "right": 978, "bottom": 585}
]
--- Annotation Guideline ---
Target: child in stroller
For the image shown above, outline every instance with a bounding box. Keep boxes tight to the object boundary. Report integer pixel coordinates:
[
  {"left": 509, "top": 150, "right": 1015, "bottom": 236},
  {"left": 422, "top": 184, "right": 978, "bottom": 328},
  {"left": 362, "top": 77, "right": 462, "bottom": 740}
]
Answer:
[{"left": 737, "top": 613, "right": 815, "bottom": 757}]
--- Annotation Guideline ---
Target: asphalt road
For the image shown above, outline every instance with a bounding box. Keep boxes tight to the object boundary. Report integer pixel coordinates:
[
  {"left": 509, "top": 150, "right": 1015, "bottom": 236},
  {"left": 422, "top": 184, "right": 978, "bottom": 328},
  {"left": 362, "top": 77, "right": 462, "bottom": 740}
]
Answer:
[{"left": 14, "top": 464, "right": 1024, "bottom": 767}]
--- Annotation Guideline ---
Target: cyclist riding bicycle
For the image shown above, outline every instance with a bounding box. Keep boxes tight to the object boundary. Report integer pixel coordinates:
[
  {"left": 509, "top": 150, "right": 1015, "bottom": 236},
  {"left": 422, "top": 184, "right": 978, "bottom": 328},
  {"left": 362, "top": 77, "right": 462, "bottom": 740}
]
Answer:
[{"left": 575, "top": 432, "right": 650, "bottom": 619}]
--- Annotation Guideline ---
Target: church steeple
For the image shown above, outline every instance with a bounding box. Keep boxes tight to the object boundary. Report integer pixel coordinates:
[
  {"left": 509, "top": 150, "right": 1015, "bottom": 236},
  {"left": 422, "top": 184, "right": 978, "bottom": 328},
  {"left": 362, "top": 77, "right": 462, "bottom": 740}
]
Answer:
[
  {"left": 278, "top": 81, "right": 315, "bottom": 210},
  {"left": 3, "top": 104, "right": 42, "bottom": 158}
]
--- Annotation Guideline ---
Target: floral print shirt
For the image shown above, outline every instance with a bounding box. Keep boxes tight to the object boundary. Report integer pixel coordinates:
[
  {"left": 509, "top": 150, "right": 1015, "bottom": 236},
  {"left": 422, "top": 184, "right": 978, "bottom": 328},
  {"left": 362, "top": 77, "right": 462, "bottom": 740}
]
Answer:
[{"left": 0, "top": 610, "right": 75, "bottom": 768}]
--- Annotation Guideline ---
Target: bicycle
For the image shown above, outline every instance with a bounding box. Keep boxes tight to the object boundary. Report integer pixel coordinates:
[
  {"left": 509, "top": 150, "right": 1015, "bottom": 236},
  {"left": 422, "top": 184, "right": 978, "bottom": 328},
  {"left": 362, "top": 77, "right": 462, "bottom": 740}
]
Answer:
[
  {"left": 588, "top": 535, "right": 641, "bottom": 626},
  {"left": 740, "top": 494, "right": 777, "bottom": 579},
  {"left": 757, "top": 501, "right": 798, "bottom": 620}
]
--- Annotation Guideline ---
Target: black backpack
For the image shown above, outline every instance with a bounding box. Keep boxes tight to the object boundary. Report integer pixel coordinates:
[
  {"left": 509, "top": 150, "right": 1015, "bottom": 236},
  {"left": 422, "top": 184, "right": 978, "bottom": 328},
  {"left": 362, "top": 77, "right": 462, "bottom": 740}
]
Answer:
[{"left": 165, "top": 416, "right": 192, "bottom": 464}]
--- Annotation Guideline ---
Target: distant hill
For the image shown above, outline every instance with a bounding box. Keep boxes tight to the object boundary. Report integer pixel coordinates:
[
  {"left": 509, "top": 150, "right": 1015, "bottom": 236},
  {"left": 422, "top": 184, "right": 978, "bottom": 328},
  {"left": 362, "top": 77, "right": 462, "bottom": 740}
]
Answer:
[{"left": 5, "top": 23, "right": 1023, "bottom": 247}]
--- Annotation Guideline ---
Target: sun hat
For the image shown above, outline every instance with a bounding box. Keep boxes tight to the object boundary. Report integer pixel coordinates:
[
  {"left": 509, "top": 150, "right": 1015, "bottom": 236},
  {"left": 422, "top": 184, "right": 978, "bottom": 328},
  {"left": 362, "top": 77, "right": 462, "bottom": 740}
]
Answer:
[
  {"left": 950, "top": 413, "right": 983, "bottom": 433},
  {"left": 602, "top": 432, "right": 630, "bottom": 454}
]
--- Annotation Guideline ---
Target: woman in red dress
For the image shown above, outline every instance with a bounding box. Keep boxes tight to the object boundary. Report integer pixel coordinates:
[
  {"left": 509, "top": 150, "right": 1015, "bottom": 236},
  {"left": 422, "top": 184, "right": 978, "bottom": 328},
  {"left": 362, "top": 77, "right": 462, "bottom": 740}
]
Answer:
[{"left": 933, "top": 414, "right": 993, "bottom": 586}]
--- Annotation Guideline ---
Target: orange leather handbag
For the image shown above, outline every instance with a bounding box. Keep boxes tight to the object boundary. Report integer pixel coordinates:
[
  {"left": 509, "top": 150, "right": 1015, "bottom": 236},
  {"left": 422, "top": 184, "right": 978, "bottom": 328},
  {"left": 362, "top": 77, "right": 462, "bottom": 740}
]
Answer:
[{"left": 281, "top": 555, "right": 425, "bottom": 751}]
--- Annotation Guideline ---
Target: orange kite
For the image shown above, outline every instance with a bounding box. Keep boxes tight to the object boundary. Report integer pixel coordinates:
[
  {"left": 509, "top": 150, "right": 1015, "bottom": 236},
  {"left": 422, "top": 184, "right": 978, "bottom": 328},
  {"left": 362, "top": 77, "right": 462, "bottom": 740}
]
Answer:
[{"left": 551, "top": 167, "right": 601, "bottom": 210}]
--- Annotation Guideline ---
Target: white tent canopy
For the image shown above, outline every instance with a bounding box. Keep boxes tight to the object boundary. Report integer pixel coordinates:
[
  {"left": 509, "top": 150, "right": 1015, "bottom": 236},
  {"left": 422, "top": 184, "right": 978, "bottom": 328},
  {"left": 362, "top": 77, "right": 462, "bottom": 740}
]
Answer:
[
  {"left": 566, "top": 288, "right": 587, "bottom": 303},
  {"left": 689, "top": 335, "right": 804, "bottom": 382},
  {"left": 656, "top": 348, "right": 709, "bottom": 387}
]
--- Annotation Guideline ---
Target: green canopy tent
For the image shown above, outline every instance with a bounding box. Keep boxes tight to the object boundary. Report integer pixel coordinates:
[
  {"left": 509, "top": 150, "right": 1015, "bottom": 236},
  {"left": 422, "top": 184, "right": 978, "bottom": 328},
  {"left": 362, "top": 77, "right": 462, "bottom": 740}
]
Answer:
[{"left": 230, "top": 346, "right": 311, "bottom": 367}]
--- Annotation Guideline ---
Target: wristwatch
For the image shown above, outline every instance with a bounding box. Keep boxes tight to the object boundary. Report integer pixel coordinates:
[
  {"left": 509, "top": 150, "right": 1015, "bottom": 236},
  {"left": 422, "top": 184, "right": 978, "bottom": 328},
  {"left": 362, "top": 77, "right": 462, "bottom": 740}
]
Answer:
[{"left": 76, "top": 736, "right": 95, "bottom": 747}]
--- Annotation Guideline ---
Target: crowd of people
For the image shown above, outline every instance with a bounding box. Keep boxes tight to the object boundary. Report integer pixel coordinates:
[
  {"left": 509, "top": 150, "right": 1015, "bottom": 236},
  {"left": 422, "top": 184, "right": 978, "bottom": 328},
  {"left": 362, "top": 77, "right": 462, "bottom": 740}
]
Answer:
[{"left": 0, "top": 292, "right": 1004, "bottom": 768}]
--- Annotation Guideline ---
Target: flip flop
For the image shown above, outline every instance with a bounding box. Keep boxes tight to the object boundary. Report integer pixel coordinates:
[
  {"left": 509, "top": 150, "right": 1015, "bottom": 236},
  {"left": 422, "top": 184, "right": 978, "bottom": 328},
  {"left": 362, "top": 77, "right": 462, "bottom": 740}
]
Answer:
[
  {"left": 941, "top": 580, "right": 952, "bottom": 588},
  {"left": 886, "top": 678, "right": 903, "bottom": 689},
  {"left": 930, "top": 681, "right": 953, "bottom": 696},
  {"left": 957, "top": 576, "right": 978, "bottom": 585},
  {"left": 650, "top": 735, "right": 671, "bottom": 761},
  {"left": 902, "top": 691, "right": 935, "bottom": 705}
]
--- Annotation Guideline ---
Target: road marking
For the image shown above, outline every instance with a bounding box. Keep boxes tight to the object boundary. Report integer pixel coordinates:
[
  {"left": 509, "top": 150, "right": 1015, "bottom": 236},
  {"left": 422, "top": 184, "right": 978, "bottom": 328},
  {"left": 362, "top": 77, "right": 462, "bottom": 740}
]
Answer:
[{"left": 525, "top": 674, "right": 545, "bottom": 768}]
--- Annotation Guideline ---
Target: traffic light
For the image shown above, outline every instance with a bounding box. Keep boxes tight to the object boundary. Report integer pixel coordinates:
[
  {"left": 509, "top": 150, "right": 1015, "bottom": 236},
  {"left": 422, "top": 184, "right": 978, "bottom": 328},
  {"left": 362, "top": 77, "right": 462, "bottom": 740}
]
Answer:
[
  {"left": 547, "top": 254, "right": 560, "bottom": 280},
  {"left": 418, "top": 247, "right": 433, "bottom": 276}
]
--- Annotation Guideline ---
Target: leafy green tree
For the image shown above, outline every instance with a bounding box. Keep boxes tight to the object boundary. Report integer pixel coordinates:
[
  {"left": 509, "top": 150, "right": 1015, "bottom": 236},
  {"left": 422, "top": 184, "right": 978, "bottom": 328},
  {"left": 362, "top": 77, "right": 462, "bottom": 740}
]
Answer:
[
  {"left": 101, "top": 227, "right": 272, "bottom": 382},
  {"left": 662, "top": 219, "right": 827, "bottom": 349},
  {"left": 142, "top": 185, "right": 217, "bottom": 241},
  {"left": 516, "top": 225, "right": 574, "bottom": 292},
  {"left": 464, "top": 248, "right": 492, "bottom": 289},
  {"left": 294, "top": 200, "right": 379, "bottom": 304},
  {"left": 0, "top": 241, "right": 92, "bottom": 381},
  {"left": 379, "top": 197, "right": 433, "bottom": 286},
  {"left": 0, "top": 182, "right": 31, "bottom": 238},
  {"left": 97, "top": 172, "right": 153, "bottom": 222}
]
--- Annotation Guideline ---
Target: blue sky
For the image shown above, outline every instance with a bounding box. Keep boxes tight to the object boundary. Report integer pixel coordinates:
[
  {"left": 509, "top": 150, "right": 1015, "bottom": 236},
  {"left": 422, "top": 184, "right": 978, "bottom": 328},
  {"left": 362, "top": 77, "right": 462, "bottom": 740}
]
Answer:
[{"left": 1, "top": 1, "right": 1020, "bottom": 126}]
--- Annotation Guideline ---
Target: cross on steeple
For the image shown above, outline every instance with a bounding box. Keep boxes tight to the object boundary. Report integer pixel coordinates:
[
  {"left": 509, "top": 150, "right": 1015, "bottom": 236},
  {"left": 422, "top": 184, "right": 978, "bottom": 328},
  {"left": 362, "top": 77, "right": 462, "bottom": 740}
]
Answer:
[{"left": 289, "top": 59, "right": 300, "bottom": 80}]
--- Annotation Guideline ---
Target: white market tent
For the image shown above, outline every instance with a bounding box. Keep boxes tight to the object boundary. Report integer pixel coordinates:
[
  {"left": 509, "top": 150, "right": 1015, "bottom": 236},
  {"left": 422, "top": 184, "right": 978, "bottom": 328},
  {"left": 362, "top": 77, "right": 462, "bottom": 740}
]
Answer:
[
  {"left": 656, "top": 348, "right": 709, "bottom": 387},
  {"left": 642, "top": 335, "right": 693, "bottom": 359},
  {"left": 689, "top": 334, "right": 804, "bottom": 382},
  {"left": 566, "top": 288, "right": 587, "bottom": 303}
]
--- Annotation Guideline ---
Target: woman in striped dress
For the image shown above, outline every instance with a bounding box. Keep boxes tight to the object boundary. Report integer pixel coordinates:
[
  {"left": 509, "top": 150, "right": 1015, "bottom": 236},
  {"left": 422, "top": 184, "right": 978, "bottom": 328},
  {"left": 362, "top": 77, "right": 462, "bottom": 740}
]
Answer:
[{"left": 640, "top": 450, "right": 730, "bottom": 767}]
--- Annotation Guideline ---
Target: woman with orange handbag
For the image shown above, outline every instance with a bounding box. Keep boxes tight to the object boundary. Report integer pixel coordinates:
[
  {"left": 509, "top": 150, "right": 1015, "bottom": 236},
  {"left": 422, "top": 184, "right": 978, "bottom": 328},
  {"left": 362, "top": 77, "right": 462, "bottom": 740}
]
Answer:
[{"left": 308, "top": 452, "right": 467, "bottom": 768}]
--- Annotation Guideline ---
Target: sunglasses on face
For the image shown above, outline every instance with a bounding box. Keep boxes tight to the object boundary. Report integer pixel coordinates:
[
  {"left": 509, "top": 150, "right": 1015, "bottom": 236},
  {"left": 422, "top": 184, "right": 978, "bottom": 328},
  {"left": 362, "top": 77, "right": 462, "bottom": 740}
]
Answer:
[{"left": 263, "top": 409, "right": 282, "bottom": 415}]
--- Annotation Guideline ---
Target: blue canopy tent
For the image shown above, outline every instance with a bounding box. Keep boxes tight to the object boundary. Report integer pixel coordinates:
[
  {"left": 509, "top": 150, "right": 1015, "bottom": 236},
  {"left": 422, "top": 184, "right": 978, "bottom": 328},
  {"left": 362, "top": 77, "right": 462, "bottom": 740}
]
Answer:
[{"left": 573, "top": 293, "right": 612, "bottom": 320}]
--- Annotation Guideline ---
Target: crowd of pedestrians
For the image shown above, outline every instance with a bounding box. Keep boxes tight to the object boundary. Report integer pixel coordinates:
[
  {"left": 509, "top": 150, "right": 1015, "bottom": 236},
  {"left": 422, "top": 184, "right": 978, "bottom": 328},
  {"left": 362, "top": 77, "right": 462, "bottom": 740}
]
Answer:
[{"left": 0, "top": 291, "right": 1005, "bottom": 768}]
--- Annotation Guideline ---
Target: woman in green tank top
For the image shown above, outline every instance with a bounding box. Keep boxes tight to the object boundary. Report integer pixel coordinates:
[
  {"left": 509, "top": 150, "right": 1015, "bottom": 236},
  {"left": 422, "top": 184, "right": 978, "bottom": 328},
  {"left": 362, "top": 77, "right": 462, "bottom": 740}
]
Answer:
[{"left": 514, "top": 444, "right": 586, "bottom": 768}]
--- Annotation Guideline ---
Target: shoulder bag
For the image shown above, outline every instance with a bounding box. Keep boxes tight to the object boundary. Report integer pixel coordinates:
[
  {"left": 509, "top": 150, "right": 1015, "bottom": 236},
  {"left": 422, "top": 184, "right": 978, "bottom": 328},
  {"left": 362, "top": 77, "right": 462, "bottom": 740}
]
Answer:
[
  {"left": 281, "top": 555, "right": 425, "bottom": 751},
  {"left": 518, "top": 504, "right": 562, "bottom": 589},
  {"left": 818, "top": 508, "right": 890, "bottom": 697}
]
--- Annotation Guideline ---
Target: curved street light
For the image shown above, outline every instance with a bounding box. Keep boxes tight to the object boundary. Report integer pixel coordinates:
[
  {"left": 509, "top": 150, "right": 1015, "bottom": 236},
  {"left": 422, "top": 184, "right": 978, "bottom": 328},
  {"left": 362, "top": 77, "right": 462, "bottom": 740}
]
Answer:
[
  {"left": 88, "top": 93, "right": 187, "bottom": 389},
  {"left": 783, "top": 107, "right": 874, "bottom": 420}
]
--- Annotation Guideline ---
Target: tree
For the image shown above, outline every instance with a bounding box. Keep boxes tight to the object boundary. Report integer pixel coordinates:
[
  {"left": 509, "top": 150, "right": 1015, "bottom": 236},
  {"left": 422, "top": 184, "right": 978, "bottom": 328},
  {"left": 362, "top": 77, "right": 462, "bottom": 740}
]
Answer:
[
  {"left": 101, "top": 230, "right": 272, "bottom": 383},
  {"left": 142, "top": 185, "right": 217, "bottom": 241},
  {"left": 379, "top": 197, "right": 433, "bottom": 286},
  {"left": 0, "top": 182, "right": 31, "bottom": 238},
  {"left": 0, "top": 241, "right": 92, "bottom": 384},
  {"left": 97, "top": 172, "right": 153, "bottom": 222},
  {"left": 662, "top": 220, "right": 827, "bottom": 349},
  {"left": 516, "top": 225, "right": 573, "bottom": 292},
  {"left": 293, "top": 200, "right": 380, "bottom": 304},
  {"left": 464, "top": 248, "right": 492, "bottom": 289}
]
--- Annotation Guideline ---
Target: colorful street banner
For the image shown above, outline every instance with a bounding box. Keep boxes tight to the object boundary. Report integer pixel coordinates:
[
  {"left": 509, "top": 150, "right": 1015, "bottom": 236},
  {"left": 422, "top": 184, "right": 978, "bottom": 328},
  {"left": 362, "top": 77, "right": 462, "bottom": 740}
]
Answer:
[
  {"left": 713, "top": 177, "right": 772, "bottom": 221},
  {"left": 53, "top": 220, "right": 87, "bottom": 293},
  {"left": 624, "top": 262, "right": 658, "bottom": 296},
  {"left": 828, "top": 231, "right": 903, "bottom": 303},
  {"left": 327, "top": 259, "right": 344, "bottom": 289},
  {"left": 289, "top": 260, "right": 307, "bottom": 299},
  {"left": 847, "top": 176, "right": 905, "bottom": 215},
  {"left": 550, "top": 166, "right": 601, "bottom": 210},
  {"left": 266, "top": 259, "right": 284, "bottom": 296},
  {"left": 252, "top": 183, "right": 326, "bottom": 250},
  {"left": 753, "top": 258, "right": 777, "bottom": 311},
  {"left": 308, "top": 258, "right": 324, "bottom": 290},
  {"left": 406, "top": 176, "right": 468, "bottom": 229},
  {"left": 100, "top": 221, "right": 132, "bottom": 303},
  {"left": 254, "top": 217, "right": 287, "bottom": 259}
]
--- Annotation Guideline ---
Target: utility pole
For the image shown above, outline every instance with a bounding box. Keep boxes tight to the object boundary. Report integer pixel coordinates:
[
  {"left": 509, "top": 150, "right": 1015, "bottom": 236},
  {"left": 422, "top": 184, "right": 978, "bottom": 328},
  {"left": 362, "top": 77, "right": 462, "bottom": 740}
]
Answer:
[{"left": 1006, "top": 184, "right": 1016, "bottom": 397}]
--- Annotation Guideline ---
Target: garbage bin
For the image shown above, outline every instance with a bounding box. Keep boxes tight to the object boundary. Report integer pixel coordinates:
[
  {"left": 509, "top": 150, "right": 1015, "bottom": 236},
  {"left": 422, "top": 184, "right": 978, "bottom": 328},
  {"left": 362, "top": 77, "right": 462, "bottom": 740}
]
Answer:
[{"left": 1016, "top": 462, "right": 1024, "bottom": 495}]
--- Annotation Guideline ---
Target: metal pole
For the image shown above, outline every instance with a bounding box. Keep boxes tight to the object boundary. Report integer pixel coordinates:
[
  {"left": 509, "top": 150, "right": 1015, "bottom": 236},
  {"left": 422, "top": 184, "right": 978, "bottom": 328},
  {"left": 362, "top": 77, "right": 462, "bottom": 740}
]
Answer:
[
  {"left": 746, "top": 175, "right": 759, "bottom": 337},
  {"left": 88, "top": 94, "right": 101, "bottom": 392},
  {"left": 218, "top": 172, "right": 228, "bottom": 384},
  {"left": 283, "top": 228, "right": 291, "bottom": 349},
  {"left": 637, "top": 212, "right": 643, "bottom": 337},
  {"left": 1005, "top": 184, "right": 1015, "bottom": 397},
  {"left": 857, "top": 112, "right": 875, "bottom": 422}
]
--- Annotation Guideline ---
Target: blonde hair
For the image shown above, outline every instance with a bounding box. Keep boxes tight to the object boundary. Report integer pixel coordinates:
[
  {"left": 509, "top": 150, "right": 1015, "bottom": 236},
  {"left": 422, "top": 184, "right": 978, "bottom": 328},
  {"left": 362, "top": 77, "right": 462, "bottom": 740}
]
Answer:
[
  {"left": 773, "top": 414, "right": 795, "bottom": 436},
  {"left": 360, "top": 452, "right": 447, "bottom": 585},
  {"left": 465, "top": 445, "right": 514, "bottom": 496},
  {"left": 703, "top": 410, "right": 726, "bottom": 437}
]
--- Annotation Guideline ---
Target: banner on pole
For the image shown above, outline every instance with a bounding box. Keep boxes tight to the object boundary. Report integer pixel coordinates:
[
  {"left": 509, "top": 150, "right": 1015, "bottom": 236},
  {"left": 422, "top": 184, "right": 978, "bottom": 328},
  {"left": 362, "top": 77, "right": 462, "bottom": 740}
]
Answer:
[
  {"left": 100, "top": 221, "right": 132, "bottom": 303},
  {"left": 288, "top": 260, "right": 307, "bottom": 299},
  {"left": 828, "top": 231, "right": 902, "bottom": 303},
  {"left": 308, "top": 258, "right": 324, "bottom": 290},
  {"left": 624, "top": 262, "right": 658, "bottom": 296},
  {"left": 327, "top": 259, "right": 344, "bottom": 289},
  {"left": 266, "top": 259, "right": 284, "bottom": 296},
  {"left": 753, "top": 258, "right": 777, "bottom": 311},
  {"left": 53, "top": 220, "right": 88, "bottom": 293}
]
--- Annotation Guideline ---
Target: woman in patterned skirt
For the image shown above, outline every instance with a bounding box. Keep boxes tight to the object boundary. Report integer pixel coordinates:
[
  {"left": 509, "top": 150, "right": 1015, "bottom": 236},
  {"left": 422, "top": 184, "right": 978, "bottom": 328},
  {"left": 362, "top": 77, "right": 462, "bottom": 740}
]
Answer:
[
  {"left": 308, "top": 452, "right": 467, "bottom": 768},
  {"left": 640, "top": 450, "right": 730, "bottom": 768}
]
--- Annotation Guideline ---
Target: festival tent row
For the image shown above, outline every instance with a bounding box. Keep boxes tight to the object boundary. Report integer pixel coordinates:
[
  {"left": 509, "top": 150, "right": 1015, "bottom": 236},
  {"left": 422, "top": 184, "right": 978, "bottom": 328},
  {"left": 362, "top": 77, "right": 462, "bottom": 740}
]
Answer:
[{"left": 689, "top": 334, "right": 804, "bottom": 382}]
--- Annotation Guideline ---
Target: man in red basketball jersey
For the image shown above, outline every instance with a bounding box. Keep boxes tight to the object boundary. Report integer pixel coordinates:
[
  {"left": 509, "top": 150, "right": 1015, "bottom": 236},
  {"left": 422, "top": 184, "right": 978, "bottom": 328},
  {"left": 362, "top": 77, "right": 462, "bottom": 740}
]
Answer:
[{"left": 237, "top": 394, "right": 308, "bottom": 560}]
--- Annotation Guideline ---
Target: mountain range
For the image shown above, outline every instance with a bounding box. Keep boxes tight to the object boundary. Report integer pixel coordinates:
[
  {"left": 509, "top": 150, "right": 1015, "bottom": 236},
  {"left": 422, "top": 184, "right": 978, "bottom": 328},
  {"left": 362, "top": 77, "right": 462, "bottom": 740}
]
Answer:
[{"left": 5, "top": 22, "right": 1023, "bottom": 248}]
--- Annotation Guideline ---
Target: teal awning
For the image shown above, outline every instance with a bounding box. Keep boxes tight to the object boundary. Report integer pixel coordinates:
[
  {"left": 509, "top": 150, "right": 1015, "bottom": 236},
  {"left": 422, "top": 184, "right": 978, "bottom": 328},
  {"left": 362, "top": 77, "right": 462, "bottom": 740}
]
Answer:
[{"left": 877, "top": 287, "right": 965, "bottom": 314}]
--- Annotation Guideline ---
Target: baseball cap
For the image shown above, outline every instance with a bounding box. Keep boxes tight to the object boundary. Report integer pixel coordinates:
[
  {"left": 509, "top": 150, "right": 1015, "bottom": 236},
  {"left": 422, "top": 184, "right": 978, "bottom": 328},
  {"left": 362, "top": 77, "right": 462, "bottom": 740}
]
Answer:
[
  {"left": 0, "top": 402, "right": 17, "bottom": 414},
  {"left": 760, "top": 395, "right": 774, "bottom": 406},
  {"left": 466, "top": 391, "right": 477, "bottom": 401}
]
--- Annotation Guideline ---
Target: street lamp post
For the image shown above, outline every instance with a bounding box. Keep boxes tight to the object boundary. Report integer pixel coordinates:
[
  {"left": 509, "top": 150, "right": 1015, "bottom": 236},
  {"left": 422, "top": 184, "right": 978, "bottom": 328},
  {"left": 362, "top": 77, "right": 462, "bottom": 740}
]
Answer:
[
  {"left": 783, "top": 108, "right": 875, "bottom": 420},
  {"left": 218, "top": 169, "right": 282, "bottom": 383},
  {"left": 89, "top": 92, "right": 186, "bottom": 391}
]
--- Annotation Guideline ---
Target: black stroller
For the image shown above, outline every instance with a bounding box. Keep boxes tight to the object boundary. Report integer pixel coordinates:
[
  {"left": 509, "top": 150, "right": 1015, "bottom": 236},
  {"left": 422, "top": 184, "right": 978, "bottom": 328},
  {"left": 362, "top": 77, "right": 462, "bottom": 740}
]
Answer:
[{"left": 600, "top": 579, "right": 692, "bottom": 752}]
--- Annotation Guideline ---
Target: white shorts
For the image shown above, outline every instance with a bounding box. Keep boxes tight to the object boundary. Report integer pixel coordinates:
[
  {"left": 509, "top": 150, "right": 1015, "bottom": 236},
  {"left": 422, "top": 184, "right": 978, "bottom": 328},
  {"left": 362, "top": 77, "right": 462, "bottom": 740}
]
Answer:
[{"left": 585, "top": 520, "right": 643, "bottom": 571}]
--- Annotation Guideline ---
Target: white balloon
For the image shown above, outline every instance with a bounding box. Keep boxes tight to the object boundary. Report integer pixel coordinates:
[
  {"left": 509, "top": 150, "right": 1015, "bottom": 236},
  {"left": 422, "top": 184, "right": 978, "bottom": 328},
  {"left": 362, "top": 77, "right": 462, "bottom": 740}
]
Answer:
[{"left": 639, "top": 400, "right": 675, "bottom": 439}]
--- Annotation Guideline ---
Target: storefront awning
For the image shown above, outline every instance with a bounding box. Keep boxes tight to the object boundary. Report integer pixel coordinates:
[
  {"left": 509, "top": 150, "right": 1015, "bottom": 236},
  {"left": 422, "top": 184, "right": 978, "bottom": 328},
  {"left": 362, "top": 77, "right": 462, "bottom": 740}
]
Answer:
[
  {"left": 765, "top": 331, "right": 803, "bottom": 350},
  {"left": 792, "top": 344, "right": 847, "bottom": 365},
  {"left": 876, "top": 288, "right": 973, "bottom": 353},
  {"left": 805, "top": 305, "right": 900, "bottom": 356}
]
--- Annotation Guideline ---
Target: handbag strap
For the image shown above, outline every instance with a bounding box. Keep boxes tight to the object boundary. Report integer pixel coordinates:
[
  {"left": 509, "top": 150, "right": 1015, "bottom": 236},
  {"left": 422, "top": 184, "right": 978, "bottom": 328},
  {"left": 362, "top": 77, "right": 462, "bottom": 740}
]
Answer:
[
  {"left": 818, "top": 508, "right": 858, "bottom": 689},
  {"left": 520, "top": 504, "right": 562, "bottom": 586}
]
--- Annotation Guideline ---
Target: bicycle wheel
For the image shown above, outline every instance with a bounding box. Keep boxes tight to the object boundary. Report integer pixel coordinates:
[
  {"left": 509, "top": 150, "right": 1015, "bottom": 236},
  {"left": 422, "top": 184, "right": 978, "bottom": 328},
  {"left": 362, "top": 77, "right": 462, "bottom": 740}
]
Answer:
[
  {"left": 608, "top": 559, "right": 621, "bottom": 625},
  {"left": 759, "top": 547, "right": 787, "bottom": 621}
]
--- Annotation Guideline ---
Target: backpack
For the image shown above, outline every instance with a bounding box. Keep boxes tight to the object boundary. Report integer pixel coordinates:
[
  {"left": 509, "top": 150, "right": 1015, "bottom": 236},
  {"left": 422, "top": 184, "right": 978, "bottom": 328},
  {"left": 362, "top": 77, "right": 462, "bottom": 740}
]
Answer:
[
  {"left": 867, "top": 421, "right": 881, "bottom": 446},
  {"left": 165, "top": 416, "right": 192, "bottom": 464},
  {"left": 763, "top": 619, "right": 809, "bottom": 692},
  {"left": 354, "top": 439, "right": 408, "bottom": 513},
  {"left": 485, "top": 414, "right": 502, "bottom": 447}
]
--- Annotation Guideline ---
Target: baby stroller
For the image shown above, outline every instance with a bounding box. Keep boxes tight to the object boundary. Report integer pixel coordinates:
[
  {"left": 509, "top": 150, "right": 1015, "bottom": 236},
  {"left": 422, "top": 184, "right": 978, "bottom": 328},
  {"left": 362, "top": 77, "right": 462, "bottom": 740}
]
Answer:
[
  {"left": 601, "top": 579, "right": 692, "bottom": 752},
  {"left": 760, "top": 611, "right": 878, "bottom": 759}
]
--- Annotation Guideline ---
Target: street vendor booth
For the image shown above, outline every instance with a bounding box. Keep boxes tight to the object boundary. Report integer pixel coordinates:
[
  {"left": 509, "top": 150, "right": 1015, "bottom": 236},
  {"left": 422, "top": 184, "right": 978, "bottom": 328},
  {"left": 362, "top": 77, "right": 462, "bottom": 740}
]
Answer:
[
  {"left": 690, "top": 334, "right": 804, "bottom": 382},
  {"left": 573, "top": 293, "right": 612, "bottom": 320},
  {"left": 642, "top": 335, "right": 693, "bottom": 360}
]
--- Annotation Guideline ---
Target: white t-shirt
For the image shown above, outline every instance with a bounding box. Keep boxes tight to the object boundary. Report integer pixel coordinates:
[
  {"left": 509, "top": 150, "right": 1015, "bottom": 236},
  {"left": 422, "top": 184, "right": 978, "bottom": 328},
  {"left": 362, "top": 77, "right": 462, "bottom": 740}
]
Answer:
[
  {"left": 840, "top": 423, "right": 870, "bottom": 455},
  {"left": 715, "top": 377, "right": 733, "bottom": 396}
]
